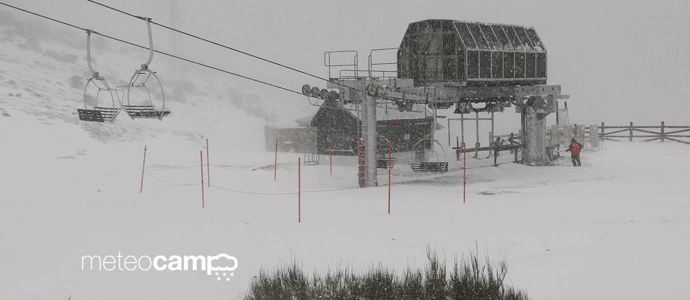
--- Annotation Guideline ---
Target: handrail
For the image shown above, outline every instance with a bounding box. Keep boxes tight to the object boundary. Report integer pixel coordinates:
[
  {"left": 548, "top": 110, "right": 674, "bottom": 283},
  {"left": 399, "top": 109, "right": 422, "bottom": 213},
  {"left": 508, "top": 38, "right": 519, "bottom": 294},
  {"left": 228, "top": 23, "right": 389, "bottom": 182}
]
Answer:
[
  {"left": 323, "top": 50, "right": 358, "bottom": 79},
  {"left": 367, "top": 47, "right": 398, "bottom": 78}
]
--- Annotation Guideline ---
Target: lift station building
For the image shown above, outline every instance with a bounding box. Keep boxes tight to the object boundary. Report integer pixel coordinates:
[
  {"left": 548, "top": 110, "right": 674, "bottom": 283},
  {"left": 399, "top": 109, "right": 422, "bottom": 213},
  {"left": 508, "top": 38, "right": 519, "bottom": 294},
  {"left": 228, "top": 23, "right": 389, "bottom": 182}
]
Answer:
[{"left": 310, "top": 103, "right": 434, "bottom": 155}]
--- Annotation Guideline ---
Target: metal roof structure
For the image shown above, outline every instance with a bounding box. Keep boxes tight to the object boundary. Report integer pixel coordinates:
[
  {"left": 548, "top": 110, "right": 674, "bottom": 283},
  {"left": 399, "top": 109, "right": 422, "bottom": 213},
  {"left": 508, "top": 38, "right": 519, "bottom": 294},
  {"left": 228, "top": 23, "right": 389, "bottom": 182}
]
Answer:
[{"left": 397, "top": 19, "right": 548, "bottom": 87}]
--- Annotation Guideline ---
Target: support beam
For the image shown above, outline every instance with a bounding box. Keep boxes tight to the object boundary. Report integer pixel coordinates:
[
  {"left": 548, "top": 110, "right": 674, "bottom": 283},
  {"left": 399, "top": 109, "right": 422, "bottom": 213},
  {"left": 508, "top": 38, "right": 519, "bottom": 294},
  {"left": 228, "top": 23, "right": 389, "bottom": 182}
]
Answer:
[
  {"left": 521, "top": 98, "right": 551, "bottom": 166},
  {"left": 364, "top": 93, "right": 378, "bottom": 187}
]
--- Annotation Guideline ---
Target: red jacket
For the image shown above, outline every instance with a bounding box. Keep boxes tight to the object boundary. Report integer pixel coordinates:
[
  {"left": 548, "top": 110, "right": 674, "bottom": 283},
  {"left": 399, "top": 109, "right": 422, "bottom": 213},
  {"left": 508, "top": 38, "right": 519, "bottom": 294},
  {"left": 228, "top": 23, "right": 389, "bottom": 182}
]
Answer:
[{"left": 568, "top": 142, "right": 582, "bottom": 157}]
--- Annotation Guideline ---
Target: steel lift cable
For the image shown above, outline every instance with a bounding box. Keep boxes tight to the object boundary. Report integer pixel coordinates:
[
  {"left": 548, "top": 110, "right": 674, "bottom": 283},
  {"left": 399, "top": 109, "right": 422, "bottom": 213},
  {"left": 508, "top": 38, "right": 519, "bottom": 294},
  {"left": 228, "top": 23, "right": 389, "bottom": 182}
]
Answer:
[
  {"left": 85, "top": 0, "right": 387, "bottom": 100},
  {"left": 0, "top": 2, "right": 311, "bottom": 100}
]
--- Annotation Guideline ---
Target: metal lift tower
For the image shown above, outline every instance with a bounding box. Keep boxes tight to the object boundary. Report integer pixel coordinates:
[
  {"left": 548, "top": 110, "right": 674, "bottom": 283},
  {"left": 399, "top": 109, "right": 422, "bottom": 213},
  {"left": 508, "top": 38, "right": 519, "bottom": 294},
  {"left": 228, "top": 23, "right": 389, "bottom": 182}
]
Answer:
[{"left": 306, "top": 19, "right": 566, "bottom": 187}]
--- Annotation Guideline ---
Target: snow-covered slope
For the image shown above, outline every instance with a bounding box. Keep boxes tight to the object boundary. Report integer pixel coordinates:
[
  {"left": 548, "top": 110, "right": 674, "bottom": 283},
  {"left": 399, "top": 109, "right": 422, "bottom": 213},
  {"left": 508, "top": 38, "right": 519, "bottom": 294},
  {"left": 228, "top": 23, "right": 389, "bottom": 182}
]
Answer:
[
  {"left": 2, "top": 8, "right": 690, "bottom": 300},
  {"left": 0, "top": 8, "right": 274, "bottom": 148}
]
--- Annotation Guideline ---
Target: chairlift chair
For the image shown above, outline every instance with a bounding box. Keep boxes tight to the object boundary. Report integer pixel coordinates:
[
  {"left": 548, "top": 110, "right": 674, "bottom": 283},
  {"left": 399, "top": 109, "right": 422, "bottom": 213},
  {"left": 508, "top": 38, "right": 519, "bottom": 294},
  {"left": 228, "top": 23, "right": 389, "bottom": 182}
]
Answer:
[
  {"left": 303, "top": 153, "right": 320, "bottom": 165},
  {"left": 122, "top": 18, "right": 169, "bottom": 120},
  {"left": 377, "top": 156, "right": 396, "bottom": 169},
  {"left": 77, "top": 30, "right": 121, "bottom": 122},
  {"left": 410, "top": 137, "right": 449, "bottom": 173}
]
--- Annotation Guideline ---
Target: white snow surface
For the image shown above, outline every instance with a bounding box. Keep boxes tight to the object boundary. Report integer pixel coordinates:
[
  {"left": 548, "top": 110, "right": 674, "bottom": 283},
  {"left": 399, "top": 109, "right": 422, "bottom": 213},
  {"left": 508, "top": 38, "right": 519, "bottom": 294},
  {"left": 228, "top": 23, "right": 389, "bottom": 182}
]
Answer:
[{"left": 1, "top": 9, "right": 690, "bottom": 300}]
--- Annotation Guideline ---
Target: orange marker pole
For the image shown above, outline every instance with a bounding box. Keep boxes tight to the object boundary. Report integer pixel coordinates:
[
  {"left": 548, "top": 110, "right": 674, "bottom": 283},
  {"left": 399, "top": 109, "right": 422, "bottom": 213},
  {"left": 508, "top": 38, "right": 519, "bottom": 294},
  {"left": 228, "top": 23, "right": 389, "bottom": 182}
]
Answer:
[
  {"left": 274, "top": 138, "right": 278, "bottom": 181},
  {"left": 329, "top": 148, "right": 333, "bottom": 175},
  {"left": 140, "top": 146, "right": 147, "bottom": 193},
  {"left": 200, "top": 150, "right": 205, "bottom": 208},
  {"left": 298, "top": 157, "right": 301, "bottom": 223},
  {"left": 463, "top": 143, "right": 467, "bottom": 204},
  {"left": 206, "top": 138, "right": 210, "bottom": 187}
]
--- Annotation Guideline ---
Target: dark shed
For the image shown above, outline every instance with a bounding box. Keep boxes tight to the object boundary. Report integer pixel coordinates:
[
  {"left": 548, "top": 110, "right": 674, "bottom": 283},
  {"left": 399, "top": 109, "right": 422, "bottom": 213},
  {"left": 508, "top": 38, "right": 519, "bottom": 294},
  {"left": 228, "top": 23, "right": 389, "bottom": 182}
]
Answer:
[{"left": 310, "top": 103, "right": 434, "bottom": 155}]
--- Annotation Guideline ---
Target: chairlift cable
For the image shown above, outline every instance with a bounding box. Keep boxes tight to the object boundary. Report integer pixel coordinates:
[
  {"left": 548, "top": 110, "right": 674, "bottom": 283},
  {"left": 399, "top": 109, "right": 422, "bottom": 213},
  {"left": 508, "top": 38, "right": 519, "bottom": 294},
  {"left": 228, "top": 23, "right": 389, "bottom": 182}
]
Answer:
[
  {"left": 0, "top": 2, "right": 86, "bottom": 31},
  {"left": 0, "top": 1, "right": 310, "bottom": 99},
  {"left": 86, "top": 0, "right": 379, "bottom": 98}
]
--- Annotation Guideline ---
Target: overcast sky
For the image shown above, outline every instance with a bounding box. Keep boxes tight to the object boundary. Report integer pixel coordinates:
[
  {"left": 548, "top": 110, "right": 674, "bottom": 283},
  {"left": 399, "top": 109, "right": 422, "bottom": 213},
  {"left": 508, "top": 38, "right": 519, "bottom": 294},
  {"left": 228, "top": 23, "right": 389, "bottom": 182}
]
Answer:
[{"left": 7, "top": 0, "right": 690, "bottom": 124}]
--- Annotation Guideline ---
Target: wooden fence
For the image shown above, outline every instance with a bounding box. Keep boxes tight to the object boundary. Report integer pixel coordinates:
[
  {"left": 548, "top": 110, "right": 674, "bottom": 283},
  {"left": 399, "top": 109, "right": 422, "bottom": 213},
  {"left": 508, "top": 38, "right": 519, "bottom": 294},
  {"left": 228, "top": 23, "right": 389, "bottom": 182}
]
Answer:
[{"left": 599, "top": 122, "right": 690, "bottom": 145}]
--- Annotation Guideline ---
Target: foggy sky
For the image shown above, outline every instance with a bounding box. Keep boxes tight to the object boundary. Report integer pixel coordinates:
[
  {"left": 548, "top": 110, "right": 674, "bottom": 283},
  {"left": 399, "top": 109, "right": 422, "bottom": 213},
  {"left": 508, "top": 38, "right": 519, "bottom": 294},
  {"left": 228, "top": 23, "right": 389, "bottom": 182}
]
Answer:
[{"left": 6, "top": 0, "right": 690, "bottom": 124}]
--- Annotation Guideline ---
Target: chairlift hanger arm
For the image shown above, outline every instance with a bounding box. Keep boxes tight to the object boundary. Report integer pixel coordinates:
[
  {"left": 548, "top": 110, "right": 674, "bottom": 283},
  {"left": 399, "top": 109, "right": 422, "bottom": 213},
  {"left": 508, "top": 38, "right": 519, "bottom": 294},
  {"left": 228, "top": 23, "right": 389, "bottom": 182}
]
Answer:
[
  {"left": 85, "top": 30, "right": 97, "bottom": 75},
  {"left": 143, "top": 17, "right": 154, "bottom": 67}
]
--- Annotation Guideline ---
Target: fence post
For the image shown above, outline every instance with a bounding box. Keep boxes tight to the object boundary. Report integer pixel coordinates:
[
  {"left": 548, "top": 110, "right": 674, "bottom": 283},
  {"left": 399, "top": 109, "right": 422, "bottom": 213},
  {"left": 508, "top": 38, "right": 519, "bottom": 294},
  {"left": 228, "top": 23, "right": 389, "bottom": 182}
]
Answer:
[
  {"left": 493, "top": 139, "right": 498, "bottom": 167},
  {"left": 358, "top": 139, "right": 366, "bottom": 188},
  {"left": 200, "top": 150, "right": 205, "bottom": 208},
  {"left": 599, "top": 122, "right": 606, "bottom": 148},
  {"left": 661, "top": 121, "right": 665, "bottom": 143},
  {"left": 447, "top": 118, "right": 451, "bottom": 147},
  {"left": 206, "top": 138, "right": 210, "bottom": 187},
  {"left": 298, "top": 157, "right": 301, "bottom": 223},
  {"left": 463, "top": 143, "right": 467, "bottom": 204},
  {"left": 387, "top": 142, "right": 392, "bottom": 215},
  {"left": 629, "top": 122, "right": 633, "bottom": 142},
  {"left": 329, "top": 148, "right": 333, "bottom": 175},
  {"left": 455, "top": 137, "right": 460, "bottom": 160},
  {"left": 274, "top": 138, "right": 278, "bottom": 181},
  {"left": 511, "top": 133, "right": 518, "bottom": 163},
  {"left": 140, "top": 146, "right": 147, "bottom": 193}
]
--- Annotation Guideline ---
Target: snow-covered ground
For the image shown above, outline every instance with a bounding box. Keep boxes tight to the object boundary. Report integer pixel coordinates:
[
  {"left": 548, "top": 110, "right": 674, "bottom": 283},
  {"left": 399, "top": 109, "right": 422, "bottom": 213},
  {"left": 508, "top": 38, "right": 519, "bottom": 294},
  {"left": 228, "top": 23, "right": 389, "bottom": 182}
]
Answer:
[{"left": 2, "top": 8, "right": 690, "bottom": 300}]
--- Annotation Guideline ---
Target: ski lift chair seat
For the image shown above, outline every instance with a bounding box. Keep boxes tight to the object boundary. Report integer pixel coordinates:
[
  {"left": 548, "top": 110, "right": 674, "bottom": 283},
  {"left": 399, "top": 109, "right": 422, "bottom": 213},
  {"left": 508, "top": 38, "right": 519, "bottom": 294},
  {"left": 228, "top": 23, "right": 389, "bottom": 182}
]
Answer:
[
  {"left": 377, "top": 157, "right": 396, "bottom": 169},
  {"left": 411, "top": 161, "right": 449, "bottom": 173},
  {"left": 77, "top": 106, "right": 120, "bottom": 122},
  {"left": 409, "top": 136, "right": 449, "bottom": 173},
  {"left": 122, "top": 105, "right": 170, "bottom": 119}
]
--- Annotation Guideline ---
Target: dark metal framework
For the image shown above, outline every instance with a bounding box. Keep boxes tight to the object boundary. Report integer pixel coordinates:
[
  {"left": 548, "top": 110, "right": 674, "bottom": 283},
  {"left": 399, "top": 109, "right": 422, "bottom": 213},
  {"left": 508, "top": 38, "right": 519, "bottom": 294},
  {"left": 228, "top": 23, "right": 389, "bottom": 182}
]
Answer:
[
  {"left": 397, "top": 19, "right": 547, "bottom": 87},
  {"left": 310, "top": 104, "right": 434, "bottom": 155},
  {"left": 316, "top": 18, "right": 564, "bottom": 174}
]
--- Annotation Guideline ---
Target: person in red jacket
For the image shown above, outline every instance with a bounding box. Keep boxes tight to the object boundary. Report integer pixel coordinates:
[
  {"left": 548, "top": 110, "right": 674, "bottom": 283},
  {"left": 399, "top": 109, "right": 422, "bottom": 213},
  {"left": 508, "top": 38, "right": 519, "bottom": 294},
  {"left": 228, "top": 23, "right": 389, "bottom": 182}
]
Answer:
[{"left": 566, "top": 138, "right": 583, "bottom": 167}]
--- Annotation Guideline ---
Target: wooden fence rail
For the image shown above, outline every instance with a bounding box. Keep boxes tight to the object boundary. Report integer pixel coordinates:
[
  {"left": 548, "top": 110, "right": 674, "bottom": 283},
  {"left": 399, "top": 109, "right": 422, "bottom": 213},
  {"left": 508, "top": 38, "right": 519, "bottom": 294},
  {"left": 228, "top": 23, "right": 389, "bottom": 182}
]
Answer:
[{"left": 600, "top": 122, "right": 690, "bottom": 145}]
